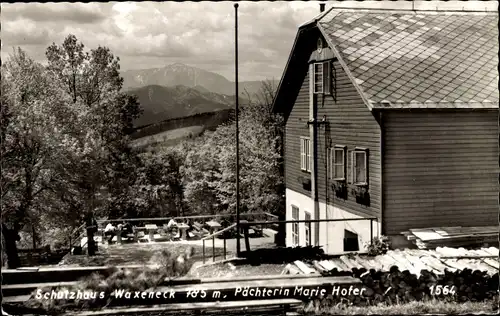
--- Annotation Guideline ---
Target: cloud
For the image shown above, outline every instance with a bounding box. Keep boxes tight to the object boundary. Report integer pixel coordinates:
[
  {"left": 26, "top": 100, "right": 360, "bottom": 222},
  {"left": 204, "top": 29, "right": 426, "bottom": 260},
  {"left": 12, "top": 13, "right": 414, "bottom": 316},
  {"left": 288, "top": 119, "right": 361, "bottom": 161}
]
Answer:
[
  {"left": 1, "top": 1, "right": 320, "bottom": 80},
  {"left": 1, "top": 3, "right": 107, "bottom": 24},
  {"left": 2, "top": 1, "right": 493, "bottom": 81},
  {"left": 2, "top": 19, "right": 54, "bottom": 46}
]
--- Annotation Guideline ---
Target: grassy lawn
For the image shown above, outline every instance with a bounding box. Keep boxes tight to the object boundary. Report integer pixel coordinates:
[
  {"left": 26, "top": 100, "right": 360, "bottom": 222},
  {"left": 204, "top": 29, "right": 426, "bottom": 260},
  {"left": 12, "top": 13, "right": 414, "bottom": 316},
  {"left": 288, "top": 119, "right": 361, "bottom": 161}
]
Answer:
[
  {"left": 304, "top": 298, "right": 499, "bottom": 315},
  {"left": 130, "top": 125, "right": 205, "bottom": 148}
]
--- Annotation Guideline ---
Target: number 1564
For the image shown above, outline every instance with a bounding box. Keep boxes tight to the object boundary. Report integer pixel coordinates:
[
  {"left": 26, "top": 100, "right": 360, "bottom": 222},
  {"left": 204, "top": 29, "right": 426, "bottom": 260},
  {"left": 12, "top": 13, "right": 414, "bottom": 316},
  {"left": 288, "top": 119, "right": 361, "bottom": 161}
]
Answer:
[{"left": 430, "top": 285, "right": 456, "bottom": 295}]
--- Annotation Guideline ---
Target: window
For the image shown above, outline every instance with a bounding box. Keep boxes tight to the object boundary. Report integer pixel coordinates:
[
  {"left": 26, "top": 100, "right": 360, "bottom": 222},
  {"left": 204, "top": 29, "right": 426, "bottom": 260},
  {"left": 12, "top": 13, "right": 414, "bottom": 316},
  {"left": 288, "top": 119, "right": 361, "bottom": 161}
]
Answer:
[
  {"left": 343, "top": 229, "right": 359, "bottom": 252},
  {"left": 291, "top": 206, "right": 299, "bottom": 246},
  {"left": 329, "top": 146, "right": 346, "bottom": 180},
  {"left": 304, "top": 211, "right": 311, "bottom": 246},
  {"left": 313, "top": 61, "right": 332, "bottom": 95},
  {"left": 300, "top": 137, "right": 311, "bottom": 172},
  {"left": 352, "top": 148, "right": 368, "bottom": 185}
]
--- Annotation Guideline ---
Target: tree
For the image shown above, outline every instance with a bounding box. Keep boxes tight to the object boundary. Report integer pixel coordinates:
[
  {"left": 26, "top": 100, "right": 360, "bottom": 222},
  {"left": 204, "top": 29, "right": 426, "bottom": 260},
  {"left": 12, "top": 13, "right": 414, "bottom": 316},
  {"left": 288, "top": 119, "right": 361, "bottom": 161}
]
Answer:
[
  {"left": 45, "top": 35, "right": 142, "bottom": 255},
  {"left": 181, "top": 80, "right": 284, "bottom": 218},
  {"left": 182, "top": 134, "right": 222, "bottom": 215},
  {"left": 1, "top": 48, "right": 82, "bottom": 267}
]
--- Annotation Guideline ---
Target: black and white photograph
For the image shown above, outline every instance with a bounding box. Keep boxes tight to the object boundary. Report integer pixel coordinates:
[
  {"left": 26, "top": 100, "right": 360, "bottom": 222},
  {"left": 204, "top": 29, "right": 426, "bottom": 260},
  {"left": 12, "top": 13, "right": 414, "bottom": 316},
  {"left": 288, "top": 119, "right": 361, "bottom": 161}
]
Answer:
[{"left": 1, "top": 0, "right": 499, "bottom": 315}]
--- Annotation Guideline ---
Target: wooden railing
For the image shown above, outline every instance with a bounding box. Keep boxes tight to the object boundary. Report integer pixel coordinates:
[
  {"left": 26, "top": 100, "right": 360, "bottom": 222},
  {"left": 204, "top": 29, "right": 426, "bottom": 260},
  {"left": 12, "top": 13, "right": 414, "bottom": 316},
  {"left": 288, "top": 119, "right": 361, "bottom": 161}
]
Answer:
[
  {"left": 67, "top": 223, "right": 87, "bottom": 251},
  {"left": 71, "top": 212, "right": 279, "bottom": 253},
  {"left": 199, "top": 217, "right": 379, "bottom": 264},
  {"left": 96, "top": 212, "right": 275, "bottom": 225},
  {"left": 202, "top": 223, "right": 237, "bottom": 264},
  {"left": 241, "top": 217, "right": 379, "bottom": 249}
]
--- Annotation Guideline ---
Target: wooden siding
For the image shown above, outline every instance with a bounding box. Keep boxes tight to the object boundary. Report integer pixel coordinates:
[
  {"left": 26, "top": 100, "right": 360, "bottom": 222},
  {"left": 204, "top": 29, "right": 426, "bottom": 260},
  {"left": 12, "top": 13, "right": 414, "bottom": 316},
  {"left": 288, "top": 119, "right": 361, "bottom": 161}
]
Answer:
[
  {"left": 284, "top": 35, "right": 382, "bottom": 220},
  {"left": 285, "top": 70, "right": 311, "bottom": 193},
  {"left": 382, "top": 111, "right": 499, "bottom": 235}
]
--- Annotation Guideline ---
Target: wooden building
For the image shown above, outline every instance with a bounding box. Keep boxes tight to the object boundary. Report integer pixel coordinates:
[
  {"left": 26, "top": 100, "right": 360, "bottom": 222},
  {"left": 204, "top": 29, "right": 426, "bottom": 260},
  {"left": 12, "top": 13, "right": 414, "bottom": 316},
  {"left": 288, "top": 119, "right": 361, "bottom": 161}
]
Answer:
[{"left": 272, "top": 7, "right": 499, "bottom": 253}]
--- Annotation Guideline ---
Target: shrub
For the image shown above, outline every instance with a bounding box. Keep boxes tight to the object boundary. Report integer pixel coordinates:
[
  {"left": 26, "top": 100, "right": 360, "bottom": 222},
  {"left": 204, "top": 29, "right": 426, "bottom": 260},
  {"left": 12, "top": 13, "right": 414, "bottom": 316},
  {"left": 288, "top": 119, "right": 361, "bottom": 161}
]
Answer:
[
  {"left": 365, "top": 236, "right": 390, "bottom": 256},
  {"left": 23, "top": 247, "right": 197, "bottom": 313}
]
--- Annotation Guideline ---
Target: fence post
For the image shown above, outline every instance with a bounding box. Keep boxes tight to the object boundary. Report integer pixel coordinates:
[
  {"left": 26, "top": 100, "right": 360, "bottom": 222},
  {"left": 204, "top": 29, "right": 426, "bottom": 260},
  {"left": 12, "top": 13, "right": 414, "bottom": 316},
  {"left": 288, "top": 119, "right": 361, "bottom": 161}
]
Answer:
[
  {"left": 308, "top": 222, "right": 312, "bottom": 247},
  {"left": 223, "top": 236, "right": 227, "bottom": 260},
  {"left": 370, "top": 218, "right": 373, "bottom": 247},
  {"left": 212, "top": 236, "right": 216, "bottom": 262},
  {"left": 202, "top": 239, "right": 205, "bottom": 264}
]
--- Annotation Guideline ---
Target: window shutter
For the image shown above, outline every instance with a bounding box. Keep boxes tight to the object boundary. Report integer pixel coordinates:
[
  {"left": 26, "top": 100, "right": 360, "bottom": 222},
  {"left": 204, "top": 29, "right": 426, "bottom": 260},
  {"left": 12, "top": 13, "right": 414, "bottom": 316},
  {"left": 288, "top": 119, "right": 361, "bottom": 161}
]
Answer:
[
  {"left": 300, "top": 138, "right": 305, "bottom": 170},
  {"left": 364, "top": 149, "right": 369, "bottom": 185},
  {"left": 332, "top": 62, "right": 337, "bottom": 101},
  {"left": 347, "top": 150, "right": 353, "bottom": 184},
  {"left": 343, "top": 147, "right": 347, "bottom": 179},
  {"left": 324, "top": 61, "right": 331, "bottom": 95},
  {"left": 308, "top": 139, "right": 312, "bottom": 172}
]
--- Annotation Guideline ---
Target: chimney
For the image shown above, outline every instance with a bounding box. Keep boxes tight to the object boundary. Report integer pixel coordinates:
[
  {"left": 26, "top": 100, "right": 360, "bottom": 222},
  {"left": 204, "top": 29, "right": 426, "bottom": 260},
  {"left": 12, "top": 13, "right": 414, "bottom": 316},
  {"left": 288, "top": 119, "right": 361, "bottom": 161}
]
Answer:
[{"left": 320, "top": 3, "right": 325, "bottom": 13}]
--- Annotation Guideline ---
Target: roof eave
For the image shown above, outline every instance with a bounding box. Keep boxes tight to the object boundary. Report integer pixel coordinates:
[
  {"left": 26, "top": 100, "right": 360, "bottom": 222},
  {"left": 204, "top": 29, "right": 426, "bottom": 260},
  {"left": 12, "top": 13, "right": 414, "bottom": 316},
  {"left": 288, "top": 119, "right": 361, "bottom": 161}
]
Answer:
[
  {"left": 371, "top": 101, "right": 500, "bottom": 110},
  {"left": 273, "top": 7, "right": 336, "bottom": 114},
  {"left": 298, "top": 6, "right": 336, "bottom": 28},
  {"left": 271, "top": 29, "right": 301, "bottom": 114},
  {"left": 316, "top": 23, "right": 374, "bottom": 111}
]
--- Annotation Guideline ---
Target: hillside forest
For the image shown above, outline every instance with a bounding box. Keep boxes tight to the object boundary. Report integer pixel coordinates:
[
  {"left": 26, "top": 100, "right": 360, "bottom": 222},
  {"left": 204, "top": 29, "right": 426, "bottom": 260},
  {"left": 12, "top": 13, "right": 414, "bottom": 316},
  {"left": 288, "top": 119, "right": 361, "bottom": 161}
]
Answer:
[{"left": 0, "top": 35, "right": 285, "bottom": 268}]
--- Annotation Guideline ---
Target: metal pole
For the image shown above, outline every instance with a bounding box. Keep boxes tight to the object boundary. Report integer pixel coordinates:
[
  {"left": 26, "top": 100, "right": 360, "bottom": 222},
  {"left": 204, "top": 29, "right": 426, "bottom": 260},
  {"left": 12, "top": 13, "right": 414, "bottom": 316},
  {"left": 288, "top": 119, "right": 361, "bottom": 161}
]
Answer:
[
  {"left": 212, "top": 235, "right": 216, "bottom": 262},
  {"left": 202, "top": 239, "right": 205, "bottom": 264},
  {"left": 234, "top": 2, "right": 241, "bottom": 257},
  {"left": 370, "top": 219, "right": 373, "bottom": 247},
  {"left": 308, "top": 222, "right": 312, "bottom": 246},
  {"left": 224, "top": 236, "right": 227, "bottom": 259}
]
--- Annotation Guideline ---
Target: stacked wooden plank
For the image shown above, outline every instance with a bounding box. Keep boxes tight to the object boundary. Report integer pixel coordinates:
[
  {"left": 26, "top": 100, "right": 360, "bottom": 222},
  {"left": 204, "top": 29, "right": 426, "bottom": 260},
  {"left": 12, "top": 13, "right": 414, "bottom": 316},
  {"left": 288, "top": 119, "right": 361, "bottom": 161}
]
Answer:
[
  {"left": 282, "top": 260, "right": 319, "bottom": 275},
  {"left": 309, "top": 247, "right": 499, "bottom": 276},
  {"left": 401, "top": 226, "right": 498, "bottom": 249}
]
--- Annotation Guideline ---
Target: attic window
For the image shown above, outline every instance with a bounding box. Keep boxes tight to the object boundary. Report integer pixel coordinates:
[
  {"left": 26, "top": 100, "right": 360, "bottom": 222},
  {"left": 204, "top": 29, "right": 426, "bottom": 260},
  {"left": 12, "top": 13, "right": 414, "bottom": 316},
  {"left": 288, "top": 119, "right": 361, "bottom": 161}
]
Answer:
[{"left": 313, "top": 61, "right": 332, "bottom": 95}]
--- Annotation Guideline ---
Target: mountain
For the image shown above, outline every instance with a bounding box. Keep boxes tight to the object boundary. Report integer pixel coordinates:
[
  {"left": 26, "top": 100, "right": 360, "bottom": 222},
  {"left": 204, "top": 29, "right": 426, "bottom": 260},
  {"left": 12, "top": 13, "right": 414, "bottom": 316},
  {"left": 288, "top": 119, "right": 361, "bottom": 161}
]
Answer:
[
  {"left": 128, "top": 84, "right": 242, "bottom": 127},
  {"left": 121, "top": 63, "right": 278, "bottom": 97},
  {"left": 193, "top": 85, "right": 210, "bottom": 93}
]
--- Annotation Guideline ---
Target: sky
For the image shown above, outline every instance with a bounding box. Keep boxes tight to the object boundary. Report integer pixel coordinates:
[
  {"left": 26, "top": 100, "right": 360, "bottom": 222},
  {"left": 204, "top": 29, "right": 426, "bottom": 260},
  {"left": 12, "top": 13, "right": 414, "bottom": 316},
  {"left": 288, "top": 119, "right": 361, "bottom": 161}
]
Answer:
[{"left": 1, "top": 1, "right": 497, "bottom": 81}]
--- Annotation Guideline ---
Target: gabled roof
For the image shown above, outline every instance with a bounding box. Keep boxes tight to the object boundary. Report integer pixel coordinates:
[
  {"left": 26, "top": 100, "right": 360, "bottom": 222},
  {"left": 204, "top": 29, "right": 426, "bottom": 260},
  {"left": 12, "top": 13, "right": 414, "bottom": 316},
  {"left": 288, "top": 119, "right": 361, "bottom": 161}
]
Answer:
[{"left": 274, "top": 9, "right": 499, "bottom": 112}]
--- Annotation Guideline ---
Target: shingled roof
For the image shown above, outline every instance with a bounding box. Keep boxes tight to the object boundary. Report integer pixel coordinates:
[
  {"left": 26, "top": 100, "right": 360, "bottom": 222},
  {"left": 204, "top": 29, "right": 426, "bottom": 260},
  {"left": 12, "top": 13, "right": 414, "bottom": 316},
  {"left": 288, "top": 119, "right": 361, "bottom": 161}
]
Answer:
[{"left": 316, "top": 9, "right": 498, "bottom": 109}]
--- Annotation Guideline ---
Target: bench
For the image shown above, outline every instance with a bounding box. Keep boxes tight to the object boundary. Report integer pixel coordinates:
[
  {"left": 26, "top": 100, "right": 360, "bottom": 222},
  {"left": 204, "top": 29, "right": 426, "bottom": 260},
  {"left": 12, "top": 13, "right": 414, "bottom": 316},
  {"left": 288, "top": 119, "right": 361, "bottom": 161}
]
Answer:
[
  {"left": 145, "top": 224, "right": 158, "bottom": 241},
  {"left": 193, "top": 222, "right": 210, "bottom": 237},
  {"left": 193, "top": 222, "right": 204, "bottom": 230}
]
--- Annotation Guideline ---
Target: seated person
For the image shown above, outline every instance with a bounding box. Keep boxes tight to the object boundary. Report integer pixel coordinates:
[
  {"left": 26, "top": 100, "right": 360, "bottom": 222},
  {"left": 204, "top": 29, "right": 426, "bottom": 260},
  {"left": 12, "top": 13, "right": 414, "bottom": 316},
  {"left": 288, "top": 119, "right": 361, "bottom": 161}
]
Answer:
[
  {"left": 171, "top": 227, "right": 181, "bottom": 240},
  {"left": 104, "top": 223, "right": 116, "bottom": 243},
  {"left": 122, "top": 222, "right": 134, "bottom": 238},
  {"left": 186, "top": 221, "right": 196, "bottom": 239},
  {"left": 166, "top": 218, "right": 177, "bottom": 228}
]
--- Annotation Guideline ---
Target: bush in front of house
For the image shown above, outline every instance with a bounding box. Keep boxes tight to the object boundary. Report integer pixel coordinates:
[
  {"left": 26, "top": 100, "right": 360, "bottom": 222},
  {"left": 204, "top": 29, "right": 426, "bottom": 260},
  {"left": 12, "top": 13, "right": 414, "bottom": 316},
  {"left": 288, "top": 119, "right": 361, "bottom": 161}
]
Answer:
[{"left": 365, "top": 236, "right": 390, "bottom": 256}]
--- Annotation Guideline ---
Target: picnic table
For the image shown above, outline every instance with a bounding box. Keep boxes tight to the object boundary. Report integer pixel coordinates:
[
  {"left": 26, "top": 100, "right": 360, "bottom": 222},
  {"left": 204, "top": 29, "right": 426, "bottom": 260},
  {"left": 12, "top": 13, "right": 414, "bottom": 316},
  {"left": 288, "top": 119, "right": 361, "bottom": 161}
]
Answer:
[
  {"left": 205, "top": 220, "right": 221, "bottom": 234},
  {"left": 177, "top": 223, "right": 190, "bottom": 240},
  {"left": 145, "top": 224, "right": 158, "bottom": 241}
]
